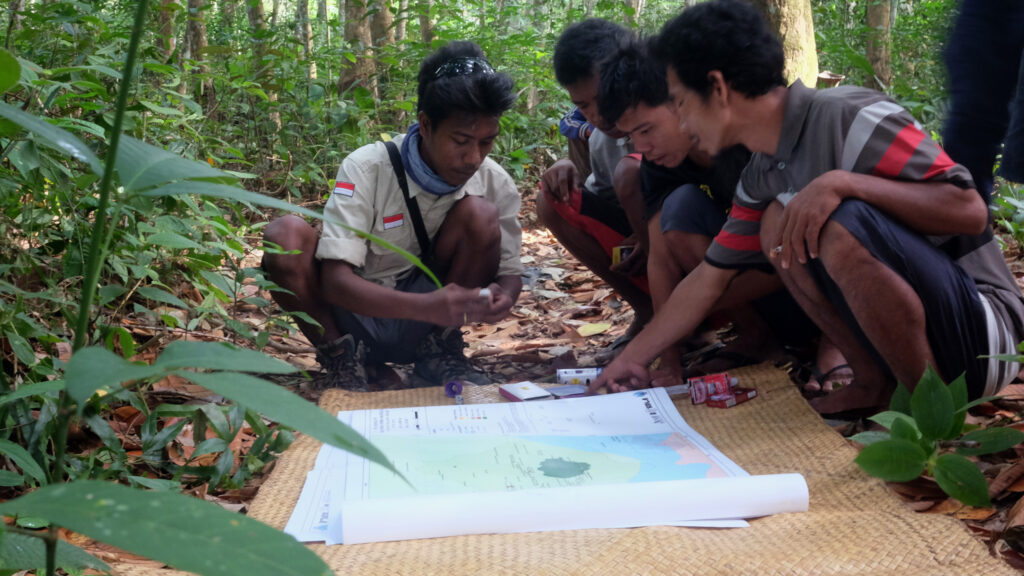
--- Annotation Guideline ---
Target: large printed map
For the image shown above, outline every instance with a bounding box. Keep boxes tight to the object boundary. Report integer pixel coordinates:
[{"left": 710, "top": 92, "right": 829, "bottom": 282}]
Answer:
[{"left": 369, "top": 431, "right": 729, "bottom": 497}]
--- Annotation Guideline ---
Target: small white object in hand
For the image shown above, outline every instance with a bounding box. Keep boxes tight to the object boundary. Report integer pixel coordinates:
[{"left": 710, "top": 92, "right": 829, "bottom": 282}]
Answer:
[
  {"left": 479, "top": 288, "right": 492, "bottom": 298},
  {"left": 772, "top": 245, "right": 783, "bottom": 255}
]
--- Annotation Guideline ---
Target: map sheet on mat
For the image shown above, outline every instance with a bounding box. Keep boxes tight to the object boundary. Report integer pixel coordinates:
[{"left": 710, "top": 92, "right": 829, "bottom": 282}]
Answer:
[{"left": 284, "top": 387, "right": 808, "bottom": 544}]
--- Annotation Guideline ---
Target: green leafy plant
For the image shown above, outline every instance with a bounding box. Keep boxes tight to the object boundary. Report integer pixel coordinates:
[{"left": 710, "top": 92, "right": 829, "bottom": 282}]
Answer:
[
  {"left": 852, "top": 366, "right": 1024, "bottom": 507},
  {"left": 0, "top": 3, "right": 410, "bottom": 575}
]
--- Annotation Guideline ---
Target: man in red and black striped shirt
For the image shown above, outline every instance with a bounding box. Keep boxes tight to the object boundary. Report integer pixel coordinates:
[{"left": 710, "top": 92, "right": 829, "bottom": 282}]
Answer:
[{"left": 591, "top": 0, "right": 1024, "bottom": 416}]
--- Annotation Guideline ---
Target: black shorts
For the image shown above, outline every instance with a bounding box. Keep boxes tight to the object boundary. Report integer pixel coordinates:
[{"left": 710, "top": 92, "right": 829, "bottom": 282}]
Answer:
[
  {"left": 810, "top": 199, "right": 990, "bottom": 398},
  {"left": 659, "top": 184, "right": 729, "bottom": 238}
]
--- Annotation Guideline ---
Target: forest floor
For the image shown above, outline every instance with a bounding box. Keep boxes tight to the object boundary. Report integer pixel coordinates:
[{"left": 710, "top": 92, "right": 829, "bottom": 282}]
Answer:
[{"left": 94, "top": 193, "right": 1024, "bottom": 572}]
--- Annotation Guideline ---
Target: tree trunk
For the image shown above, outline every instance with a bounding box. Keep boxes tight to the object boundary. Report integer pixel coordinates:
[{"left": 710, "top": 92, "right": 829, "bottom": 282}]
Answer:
[
  {"left": 6, "top": 0, "right": 23, "bottom": 40},
  {"left": 625, "top": 0, "right": 645, "bottom": 26},
  {"left": 418, "top": 0, "right": 432, "bottom": 44},
  {"left": 865, "top": 0, "right": 892, "bottom": 91},
  {"left": 750, "top": 0, "right": 818, "bottom": 88},
  {"left": 187, "top": 0, "right": 216, "bottom": 116},
  {"left": 157, "top": 0, "right": 176, "bottom": 63},
  {"left": 395, "top": 0, "right": 408, "bottom": 42},
  {"left": 247, "top": 0, "right": 280, "bottom": 132},
  {"left": 221, "top": 0, "right": 238, "bottom": 43},
  {"left": 338, "top": 0, "right": 377, "bottom": 99},
  {"left": 527, "top": 0, "right": 546, "bottom": 110},
  {"left": 271, "top": 0, "right": 281, "bottom": 28},
  {"left": 370, "top": 0, "right": 395, "bottom": 47},
  {"left": 317, "top": 0, "right": 327, "bottom": 20},
  {"left": 297, "top": 0, "right": 317, "bottom": 79}
]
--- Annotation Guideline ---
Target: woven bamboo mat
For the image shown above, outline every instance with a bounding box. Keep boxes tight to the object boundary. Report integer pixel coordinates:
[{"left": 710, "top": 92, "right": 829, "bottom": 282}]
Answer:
[{"left": 114, "top": 363, "right": 1017, "bottom": 576}]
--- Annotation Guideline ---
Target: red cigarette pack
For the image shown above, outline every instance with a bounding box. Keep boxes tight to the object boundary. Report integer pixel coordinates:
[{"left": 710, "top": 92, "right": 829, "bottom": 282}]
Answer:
[{"left": 706, "top": 387, "right": 758, "bottom": 409}]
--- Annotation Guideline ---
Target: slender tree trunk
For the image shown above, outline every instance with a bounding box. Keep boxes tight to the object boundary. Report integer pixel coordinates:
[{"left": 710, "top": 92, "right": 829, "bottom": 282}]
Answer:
[
  {"left": 625, "top": 0, "right": 644, "bottom": 26},
  {"left": 187, "top": 0, "right": 215, "bottom": 116},
  {"left": 297, "top": 0, "right": 317, "bottom": 79},
  {"left": 6, "top": 0, "right": 23, "bottom": 39},
  {"left": 527, "top": 0, "right": 546, "bottom": 110},
  {"left": 865, "top": 0, "right": 892, "bottom": 90},
  {"left": 750, "top": 0, "right": 818, "bottom": 88},
  {"left": 418, "top": 0, "right": 432, "bottom": 44},
  {"left": 338, "top": 0, "right": 377, "bottom": 99},
  {"left": 584, "top": 0, "right": 595, "bottom": 17},
  {"left": 247, "top": 0, "right": 280, "bottom": 132},
  {"left": 317, "top": 0, "right": 327, "bottom": 20},
  {"left": 271, "top": 0, "right": 281, "bottom": 27},
  {"left": 395, "top": 0, "right": 408, "bottom": 42}
]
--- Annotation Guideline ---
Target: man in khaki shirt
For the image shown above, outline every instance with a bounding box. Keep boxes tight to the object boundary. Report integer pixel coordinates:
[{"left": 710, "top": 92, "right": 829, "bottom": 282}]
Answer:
[{"left": 263, "top": 41, "right": 523, "bottom": 391}]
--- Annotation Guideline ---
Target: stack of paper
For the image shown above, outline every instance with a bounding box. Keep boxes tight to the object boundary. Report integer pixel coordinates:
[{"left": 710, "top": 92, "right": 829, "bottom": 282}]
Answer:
[{"left": 285, "top": 388, "right": 808, "bottom": 544}]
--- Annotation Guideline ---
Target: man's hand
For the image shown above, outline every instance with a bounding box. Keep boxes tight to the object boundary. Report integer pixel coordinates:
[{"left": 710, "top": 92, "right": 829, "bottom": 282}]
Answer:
[
  {"left": 587, "top": 356, "right": 651, "bottom": 395},
  {"left": 609, "top": 234, "right": 647, "bottom": 277},
  {"left": 478, "top": 281, "right": 516, "bottom": 324},
  {"left": 773, "top": 171, "right": 845, "bottom": 269},
  {"left": 428, "top": 284, "right": 496, "bottom": 327},
  {"left": 540, "top": 159, "right": 581, "bottom": 203}
]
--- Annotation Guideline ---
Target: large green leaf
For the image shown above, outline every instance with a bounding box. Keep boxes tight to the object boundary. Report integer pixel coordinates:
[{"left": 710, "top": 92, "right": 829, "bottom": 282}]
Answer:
[
  {"left": 868, "top": 410, "right": 918, "bottom": 432},
  {"left": 0, "top": 531, "right": 109, "bottom": 572},
  {"left": 854, "top": 439, "right": 928, "bottom": 482},
  {"left": 957, "top": 427, "right": 1024, "bottom": 456},
  {"left": 848, "top": 430, "right": 890, "bottom": 447},
  {"left": 888, "top": 382, "right": 912, "bottom": 415},
  {"left": 65, "top": 346, "right": 167, "bottom": 404},
  {"left": 933, "top": 453, "right": 991, "bottom": 507},
  {"left": 115, "top": 135, "right": 232, "bottom": 192},
  {"left": 177, "top": 371, "right": 399, "bottom": 477},
  {"left": 0, "top": 440, "right": 46, "bottom": 485},
  {"left": 0, "top": 101, "right": 103, "bottom": 176},
  {"left": 0, "top": 49, "right": 20, "bottom": 94},
  {"left": 156, "top": 341, "right": 297, "bottom": 373},
  {"left": 910, "top": 367, "right": 954, "bottom": 441},
  {"left": 946, "top": 372, "right": 968, "bottom": 439},
  {"left": 0, "top": 482, "right": 333, "bottom": 576},
  {"left": 136, "top": 286, "right": 189, "bottom": 309}
]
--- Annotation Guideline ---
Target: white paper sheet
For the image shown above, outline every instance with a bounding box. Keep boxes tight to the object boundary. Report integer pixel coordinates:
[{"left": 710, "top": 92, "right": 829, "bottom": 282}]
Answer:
[{"left": 285, "top": 388, "right": 807, "bottom": 544}]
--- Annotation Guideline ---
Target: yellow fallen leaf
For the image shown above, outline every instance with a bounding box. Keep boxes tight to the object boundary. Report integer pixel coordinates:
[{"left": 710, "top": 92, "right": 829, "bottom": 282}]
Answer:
[{"left": 577, "top": 322, "right": 611, "bottom": 337}]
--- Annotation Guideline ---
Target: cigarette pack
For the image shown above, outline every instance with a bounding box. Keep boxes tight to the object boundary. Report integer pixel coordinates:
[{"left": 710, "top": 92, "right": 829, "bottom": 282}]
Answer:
[
  {"left": 689, "top": 372, "right": 733, "bottom": 404},
  {"left": 706, "top": 387, "right": 758, "bottom": 409}
]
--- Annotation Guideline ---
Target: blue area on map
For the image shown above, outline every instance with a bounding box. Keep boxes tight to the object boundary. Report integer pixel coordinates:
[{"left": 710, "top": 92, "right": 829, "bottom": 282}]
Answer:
[{"left": 527, "top": 434, "right": 711, "bottom": 482}]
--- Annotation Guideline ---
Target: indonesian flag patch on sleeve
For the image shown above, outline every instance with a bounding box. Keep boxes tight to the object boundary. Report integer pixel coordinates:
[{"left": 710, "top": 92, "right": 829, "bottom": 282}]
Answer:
[
  {"left": 333, "top": 181, "right": 355, "bottom": 197},
  {"left": 383, "top": 213, "right": 404, "bottom": 230}
]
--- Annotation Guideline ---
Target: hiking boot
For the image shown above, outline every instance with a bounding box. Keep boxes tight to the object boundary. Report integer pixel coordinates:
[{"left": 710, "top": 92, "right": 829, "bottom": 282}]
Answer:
[
  {"left": 413, "top": 327, "right": 489, "bottom": 386},
  {"left": 313, "top": 334, "right": 370, "bottom": 391}
]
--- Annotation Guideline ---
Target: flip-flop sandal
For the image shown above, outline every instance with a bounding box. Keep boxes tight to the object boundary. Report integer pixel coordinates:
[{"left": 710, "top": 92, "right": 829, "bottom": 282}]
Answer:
[{"left": 803, "top": 363, "right": 854, "bottom": 398}]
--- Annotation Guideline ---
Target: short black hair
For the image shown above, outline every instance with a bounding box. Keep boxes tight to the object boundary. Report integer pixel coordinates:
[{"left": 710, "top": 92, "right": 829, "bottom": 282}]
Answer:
[
  {"left": 417, "top": 41, "right": 516, "bottom": 126},
  {"left": 596, "top": 36, "right": 668, "bottom": 126},
  {"left": 553, "top": 18, "right": 633, "bottom": 86},
  {"left": 654, "top": 0, "right": 785, "bottom": 100}
]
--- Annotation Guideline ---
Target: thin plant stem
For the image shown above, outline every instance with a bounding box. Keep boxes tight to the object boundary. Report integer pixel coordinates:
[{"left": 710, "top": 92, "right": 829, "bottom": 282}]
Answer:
[{"left": 48, "top": 1, "right": 151, "bottom": 575}]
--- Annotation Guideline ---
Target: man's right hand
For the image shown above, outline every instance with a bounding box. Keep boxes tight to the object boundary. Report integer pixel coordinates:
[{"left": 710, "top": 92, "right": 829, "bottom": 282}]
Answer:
[
  {"left": 587, "top": 355, "right": 651, "bottom": 395},
  {"left": 429, "top": 284, "right": 497, "bottom": 327},
  {"left": 540, "top": 159, "right": 580, "bottom": 203}
]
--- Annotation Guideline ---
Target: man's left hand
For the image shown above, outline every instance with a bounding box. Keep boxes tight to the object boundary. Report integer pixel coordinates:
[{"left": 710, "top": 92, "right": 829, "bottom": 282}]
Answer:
[{"left": 478, "top": 282, "right": 515, "bottom": 324}]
